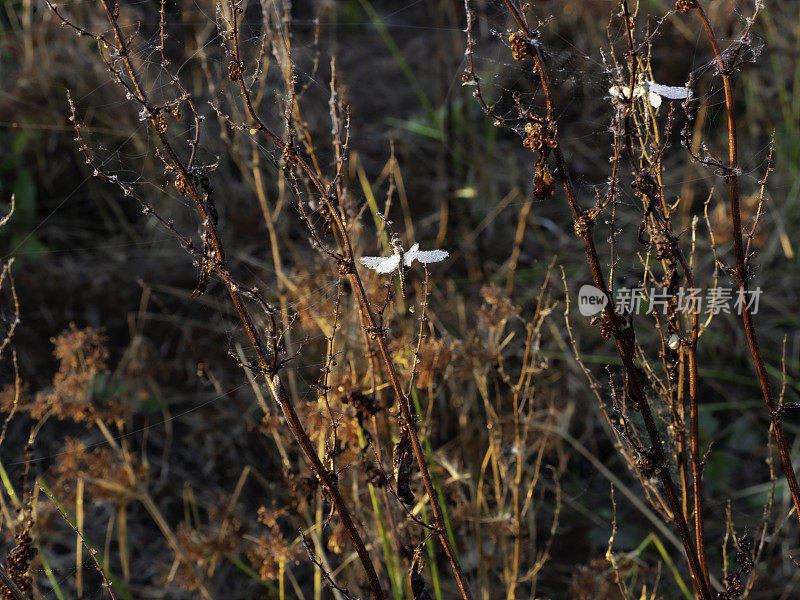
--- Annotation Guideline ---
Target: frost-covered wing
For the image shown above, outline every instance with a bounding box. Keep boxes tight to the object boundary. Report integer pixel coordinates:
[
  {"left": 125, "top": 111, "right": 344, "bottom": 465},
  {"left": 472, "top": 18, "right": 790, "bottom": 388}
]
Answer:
[
  {"left": 645, "top": 81, "right": 692, "bottom": 101},
  {"left": 359, "top": 256, "right": 386, "bottom": 271},
  {"left": 611, "top": 80, "right": 691, "bottom": 109},
  {"left": 405, "top": 249, "right": 449, "bottom": 265},
  {"left": 375, "top": 254, "right": 402, "bottom": 273},
  {"left": 643, "top": 81, "right": 692, "bottom": 108},
  {"left": 360, "top": 254, "right": 401, "bottom": 274},
  {"left": 404, "top": 243, "right": 419, "bottom": 266},
  {"left": 646, "top": 90, "right": 662, "bottom": 109}
]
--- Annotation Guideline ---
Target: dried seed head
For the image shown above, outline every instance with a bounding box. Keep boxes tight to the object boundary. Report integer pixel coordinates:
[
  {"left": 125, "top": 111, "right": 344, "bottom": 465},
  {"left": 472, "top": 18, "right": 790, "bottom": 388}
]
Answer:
[
  {"left": 337, "top": 259, "right": 355, "bottom": 276},
  {"left": 155, "top": 113, "right": 167, "bottom": 133},
  {"left": 574, "top": 212, "right": 594, "bottom": 238},
  {"left": 282, "top": 144, "right": 298, "bottom": 166},
  {"left": 533, "top": 159, "right": 554, "bottom": 200},
  {"left": 508, "top": 31, "right": 529, "bottom": 61},
  {"left": 5, "top": 528, "right": 36, "bottom": 598},
  {"left": 175, "top": 175, "right": 190, "bottom": 196},
  {"left": 522, "top": 121, "right": 557, "bottom": 153},
  {"left": 591, "top": 312, "right": 614, "bottom": 340},
  {"left": 228, "top": 59, "right": 243, "bottom": 81}
]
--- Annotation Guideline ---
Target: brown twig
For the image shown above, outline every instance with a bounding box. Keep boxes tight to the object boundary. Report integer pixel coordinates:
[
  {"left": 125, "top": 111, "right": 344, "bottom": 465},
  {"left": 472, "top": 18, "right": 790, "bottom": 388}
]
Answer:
[
  {"left": 467, "top": 2, "right": 712, "bottom": 597},
  {"left": 40, "top": 484, "right": 118, "bottom": 600},
  {"left": 618, "top": 1, "right": 709, "bottom": 586},
  {"left": 686, "top": 0, "right": 800, "bottom": 526},
  {"left": 49, "top": 1, "right": 386, "bottom": 596},
  {"left": 223, "top": 2, "right": 474, "bottom": 596}
]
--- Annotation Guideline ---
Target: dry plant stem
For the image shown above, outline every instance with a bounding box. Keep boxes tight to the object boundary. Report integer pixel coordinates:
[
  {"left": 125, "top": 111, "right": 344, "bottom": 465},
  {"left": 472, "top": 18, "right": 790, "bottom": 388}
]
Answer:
[
  {"left": 41, "top": 484, "right": 119, "bottom": 600},
  {"left": 497, "top": 3, "right": 711, "bottom": 598},
  {"left": 0, "top": 564, "right": 25, "bottom": 600},
  {"left": 227, "top": 8, "right": 473, "bottom": 600},
  {"left": 262, "top": 375, "right": 383, "bottom": 595},
  {"left": 53, "top": 1, "right": 386, "bottom": 596},
  {"left": 223, "top": 20, "right": 385, "bottom": 599},
  {"left": 354, "top": 260, "right": 473, "bottom": 600},
  {"left": 92, "top": 421, "right": 213, "bottom": 600},
  {"left": 691, "top": 2, "right": 800, "bottom": 525},
  {"left": 679, "top": 254, "right": 705, "bottom": 581},
  {"left": 672, "top": 247, "right": 706, "bottom": 585},
  {"left": 0, "top": 259, "right": 19, "bottom": 359},
  {"left": 679, "top": 257, "right": 705, "bottom": 584},
  {"left": 508, "top": 267, "right": 553, "bottom": 599},
  {"left": 618, "top": 2, "right": 708, "bottom": 584},
  {"left": 580, "top": 231, "right": 710, "bottom": 600}
]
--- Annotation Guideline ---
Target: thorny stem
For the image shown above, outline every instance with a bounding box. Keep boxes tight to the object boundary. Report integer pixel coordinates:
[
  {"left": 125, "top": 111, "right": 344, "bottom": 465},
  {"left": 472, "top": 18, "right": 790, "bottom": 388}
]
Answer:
[
  {"left": 690, "top": 1, "right": 800, "bottom": 526},
  {"left": 406, "top": 268, "right": 430, "bottom": 397},
  {"left": 579, "top": 226, "right": 710, "bottom": 600},
  {"left": 225, "top": 3, "right": 474, "bottom": 598},
  {"left": 54, "top": 1, "right": 386, "bottom": 597},
  {"left": 263, "top": 377, "right": 383, "bottom": 598},
  {"left": 618, "top": 1, "right": 708, "bottom": 587},
  {"left": 328, "top": 189, "right": 473, "bottom": 600},
  {"left": 158, "top": 0, "right": 201, "bottom": 169},
  {"left": 482, "top": 3, "right": 712, "bottom": 598},
  {"left": 41, "top": 482, "right": 119, "bottom": 600}
]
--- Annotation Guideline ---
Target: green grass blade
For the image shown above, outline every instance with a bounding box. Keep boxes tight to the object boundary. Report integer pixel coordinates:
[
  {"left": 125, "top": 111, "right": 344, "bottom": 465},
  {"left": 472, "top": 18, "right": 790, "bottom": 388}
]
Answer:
[
  {"left": 410, "top": 388, "right": 460, "bottom": 561},
  {"left": 357, "top": 428, "right": 405, "bottom": 599},
  {"left": 38, "top": 549, "right": 67, "bottom": 600},
  {"left": 650, "top": 534, "right": 692, "bottom": 600},
  {"left": 419, "top": 504, "right": 443, "bottom": 600},
  {"left": 37, "top": 478, "right": 134, "bottom": 600},
  {"left": 227, "top": 555, "right": 283, "bottom": 595},
  {"left": 0, "top": 457, "right": 20, "bottom": 505}
]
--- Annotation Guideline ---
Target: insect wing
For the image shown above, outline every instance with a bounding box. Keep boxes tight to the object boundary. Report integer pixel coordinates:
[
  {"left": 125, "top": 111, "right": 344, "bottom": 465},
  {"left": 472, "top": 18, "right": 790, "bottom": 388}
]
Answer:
[
  {"left": 646, "top": 90, "right": 662, "bottom": 109},
  {"left": 645, "top": 80, "right": 692, "bottom": 101},
  {"left": 406, "top": 249, "right": 449, "bottom": 265},
  {"left": 359, "top": 256, "right": 387, "bottom": 271},
  {"left": 360, "top": 254, "right": 402, "bottom": 274},
  {"left": 374, "top": 254, "right": 402, "bottom": 273},
  {"left": 403, "top": 243, "right": 419, "bottom": 266}
]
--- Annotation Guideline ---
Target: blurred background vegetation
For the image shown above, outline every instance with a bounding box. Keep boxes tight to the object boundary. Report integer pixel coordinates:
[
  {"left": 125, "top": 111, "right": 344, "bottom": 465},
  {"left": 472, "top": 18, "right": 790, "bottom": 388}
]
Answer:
[{"left": 1, "top": 0, "right": 800, "bottom": 598}]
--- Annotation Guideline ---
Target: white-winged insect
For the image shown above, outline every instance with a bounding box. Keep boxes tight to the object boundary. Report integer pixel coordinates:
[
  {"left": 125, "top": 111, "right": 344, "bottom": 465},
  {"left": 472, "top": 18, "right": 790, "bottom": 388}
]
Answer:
[
  {"left": 609, "top": 78, "right": 692, "bottom": 109},
  {"left": 359, "top": 234, "right": 449, "bottom": 297}
]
